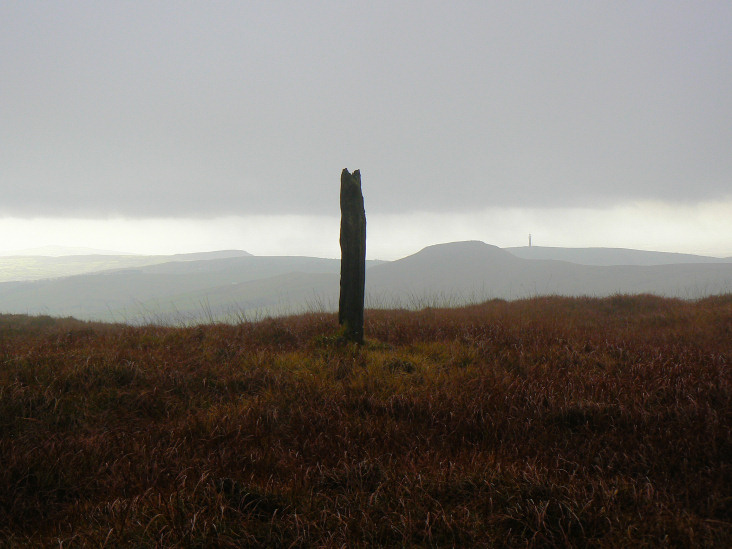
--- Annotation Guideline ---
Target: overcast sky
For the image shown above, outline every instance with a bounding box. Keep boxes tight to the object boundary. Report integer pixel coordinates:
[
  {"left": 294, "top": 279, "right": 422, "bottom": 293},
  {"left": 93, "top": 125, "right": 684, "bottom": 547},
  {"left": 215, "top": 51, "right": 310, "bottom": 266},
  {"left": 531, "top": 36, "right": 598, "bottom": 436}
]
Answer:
[{"left": 2, "top": 2, "right": 731, "bottom": 258}]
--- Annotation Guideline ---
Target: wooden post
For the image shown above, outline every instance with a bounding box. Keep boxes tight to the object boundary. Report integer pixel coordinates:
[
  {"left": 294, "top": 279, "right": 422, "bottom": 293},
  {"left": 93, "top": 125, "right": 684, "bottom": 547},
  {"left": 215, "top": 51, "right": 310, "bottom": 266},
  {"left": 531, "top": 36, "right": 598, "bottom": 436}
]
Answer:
[{"left": 339, "top": 168, "right": 366, "bottom": 344}]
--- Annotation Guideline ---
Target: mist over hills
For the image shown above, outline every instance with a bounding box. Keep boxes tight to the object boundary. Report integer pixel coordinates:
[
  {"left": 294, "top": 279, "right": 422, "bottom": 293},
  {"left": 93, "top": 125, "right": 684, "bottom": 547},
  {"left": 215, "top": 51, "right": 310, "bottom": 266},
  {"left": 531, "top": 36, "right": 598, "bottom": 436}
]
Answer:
[
  {"left": 0, "top": 249, "right": 251, "bottom": 283},
  {"left": 0, "top": 241, "right": 730, "bottom": 324},
  {"left": 0, "top": 245, "right": 138, "bottom": 257},
  {"left": 506, "top": 245, "right": 732, "bottom": 265}
]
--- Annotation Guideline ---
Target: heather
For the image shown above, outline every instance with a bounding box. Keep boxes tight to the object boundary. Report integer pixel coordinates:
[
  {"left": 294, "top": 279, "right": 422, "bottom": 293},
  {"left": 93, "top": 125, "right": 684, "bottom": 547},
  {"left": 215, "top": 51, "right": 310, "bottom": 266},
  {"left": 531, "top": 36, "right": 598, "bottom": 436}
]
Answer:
[{"left": 1, "top": 295, "right": 730, "bottom": 547}]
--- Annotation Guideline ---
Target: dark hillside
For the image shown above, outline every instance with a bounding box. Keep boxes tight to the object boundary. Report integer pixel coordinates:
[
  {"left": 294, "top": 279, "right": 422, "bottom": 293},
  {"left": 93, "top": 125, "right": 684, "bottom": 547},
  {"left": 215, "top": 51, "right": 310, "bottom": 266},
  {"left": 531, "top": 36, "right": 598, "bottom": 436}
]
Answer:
[{"left": 1, "top": 295, "right": 731, "bottom": 547}]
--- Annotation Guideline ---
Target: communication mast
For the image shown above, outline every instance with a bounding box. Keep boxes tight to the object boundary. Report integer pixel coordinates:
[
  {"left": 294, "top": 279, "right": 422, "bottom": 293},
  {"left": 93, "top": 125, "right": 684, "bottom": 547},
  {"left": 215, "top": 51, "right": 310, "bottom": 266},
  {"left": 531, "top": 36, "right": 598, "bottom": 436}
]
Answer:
[{"left": 529, "top": 233, "right": 532, "bottom": 247}]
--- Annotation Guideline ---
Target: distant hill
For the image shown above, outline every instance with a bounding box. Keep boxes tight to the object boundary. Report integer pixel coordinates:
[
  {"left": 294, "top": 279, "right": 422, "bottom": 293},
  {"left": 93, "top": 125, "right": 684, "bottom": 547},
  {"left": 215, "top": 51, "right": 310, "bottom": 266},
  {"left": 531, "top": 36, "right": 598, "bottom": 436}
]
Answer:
[
  {"left": 367, "top": 241, "right": 520, "bottom": 304},
  {"left": 366, "top": 241, "right": 732, "bottom": 305},
  {"left": 0, "top": 241, "right": 730, "bottom": 324},
  {"left": 169, "top": 250, "right": 252, "bottom": 261},
  {"left": 368, "top": 240, "right": 731, "bottom": 299},
  {"left": 505, "top": 245, "right": 731, "bottom": 266}
]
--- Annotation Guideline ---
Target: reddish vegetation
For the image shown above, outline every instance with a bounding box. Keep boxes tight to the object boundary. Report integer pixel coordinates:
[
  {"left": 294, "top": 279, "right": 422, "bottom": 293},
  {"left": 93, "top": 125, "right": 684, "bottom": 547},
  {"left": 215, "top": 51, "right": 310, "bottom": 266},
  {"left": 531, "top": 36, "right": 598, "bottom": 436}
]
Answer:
[{"left": 1, "top": 295, "right": 730, "bottom": 547}]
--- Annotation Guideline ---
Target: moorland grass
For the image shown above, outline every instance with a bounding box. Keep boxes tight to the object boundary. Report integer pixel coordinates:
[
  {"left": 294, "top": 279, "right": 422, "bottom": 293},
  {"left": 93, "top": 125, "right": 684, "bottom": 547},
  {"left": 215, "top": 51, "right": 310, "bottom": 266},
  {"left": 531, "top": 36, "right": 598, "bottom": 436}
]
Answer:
[{"left": 0, "top": 295, "right": 730, "bottom": 547}]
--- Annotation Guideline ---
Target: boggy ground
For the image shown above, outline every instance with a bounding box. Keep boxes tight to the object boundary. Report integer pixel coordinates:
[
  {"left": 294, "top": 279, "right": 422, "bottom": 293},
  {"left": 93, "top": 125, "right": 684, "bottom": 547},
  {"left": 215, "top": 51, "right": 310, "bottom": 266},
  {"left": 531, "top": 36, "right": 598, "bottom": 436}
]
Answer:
[{"left": 1, "top": 294, "right": 730, "bottom": 547}]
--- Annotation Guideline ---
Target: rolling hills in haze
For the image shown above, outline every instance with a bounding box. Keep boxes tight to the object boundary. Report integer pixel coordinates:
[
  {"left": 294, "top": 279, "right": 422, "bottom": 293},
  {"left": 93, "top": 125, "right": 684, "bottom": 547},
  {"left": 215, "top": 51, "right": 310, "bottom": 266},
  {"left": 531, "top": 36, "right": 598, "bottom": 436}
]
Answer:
[
  {"left": 0, "top": 241, "right": 730, "bottom": 323},
  {"left": 369, "top": 241, "right": 732, "bottom": 303}
]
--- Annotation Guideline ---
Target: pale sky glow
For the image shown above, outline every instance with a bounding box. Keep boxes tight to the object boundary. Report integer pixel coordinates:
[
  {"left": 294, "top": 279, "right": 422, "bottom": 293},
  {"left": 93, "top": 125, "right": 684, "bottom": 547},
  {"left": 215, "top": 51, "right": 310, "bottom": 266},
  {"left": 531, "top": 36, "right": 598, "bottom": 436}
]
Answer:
[
  {"left": 1, "top": 2, "right": 730, "bottom": 258},
  {"left": 2, "top": 199, "right": 731, "bottom": 260}
]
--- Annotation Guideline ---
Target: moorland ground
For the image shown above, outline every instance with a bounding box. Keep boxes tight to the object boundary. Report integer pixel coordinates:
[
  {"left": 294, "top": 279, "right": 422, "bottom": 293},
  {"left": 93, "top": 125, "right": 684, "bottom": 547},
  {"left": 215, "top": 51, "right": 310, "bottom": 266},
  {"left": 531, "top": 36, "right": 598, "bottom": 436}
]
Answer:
[{"left": 1, "top": 295, "right": 731, "bottom": 547}]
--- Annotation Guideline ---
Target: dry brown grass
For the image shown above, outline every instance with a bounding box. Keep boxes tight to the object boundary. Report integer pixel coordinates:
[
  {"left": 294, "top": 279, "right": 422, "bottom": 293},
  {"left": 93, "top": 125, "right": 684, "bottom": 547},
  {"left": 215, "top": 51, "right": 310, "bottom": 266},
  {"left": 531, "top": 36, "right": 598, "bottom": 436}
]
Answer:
[{"left": 1, "top": 295, "right": 730, "bottom": 547}]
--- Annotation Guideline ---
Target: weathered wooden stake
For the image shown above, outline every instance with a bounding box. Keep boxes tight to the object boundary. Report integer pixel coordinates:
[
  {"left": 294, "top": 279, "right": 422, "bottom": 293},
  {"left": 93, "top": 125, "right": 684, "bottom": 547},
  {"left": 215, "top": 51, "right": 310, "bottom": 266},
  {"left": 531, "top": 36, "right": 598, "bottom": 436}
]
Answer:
[{"left": 339, "top": 168, "right": 366, "bottom": 344}]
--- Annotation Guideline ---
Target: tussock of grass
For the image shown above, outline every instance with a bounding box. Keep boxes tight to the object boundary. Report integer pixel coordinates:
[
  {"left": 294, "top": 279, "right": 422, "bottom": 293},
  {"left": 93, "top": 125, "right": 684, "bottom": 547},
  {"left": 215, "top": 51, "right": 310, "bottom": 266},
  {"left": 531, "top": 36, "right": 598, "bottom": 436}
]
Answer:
[{"left": 0, "top": 296, "right": 730, "bottom": 547}]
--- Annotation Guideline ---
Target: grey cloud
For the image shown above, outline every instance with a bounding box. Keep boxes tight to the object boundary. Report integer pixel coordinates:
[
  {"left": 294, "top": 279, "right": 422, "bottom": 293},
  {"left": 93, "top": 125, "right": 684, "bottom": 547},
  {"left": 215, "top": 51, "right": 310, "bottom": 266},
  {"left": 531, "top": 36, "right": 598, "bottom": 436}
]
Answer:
[{"left": 1, "top": 1, "right": 730, "bottom": 218}]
